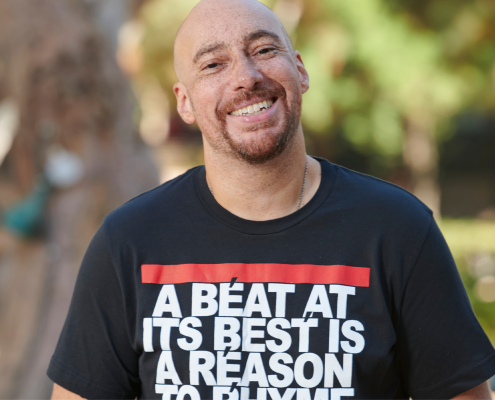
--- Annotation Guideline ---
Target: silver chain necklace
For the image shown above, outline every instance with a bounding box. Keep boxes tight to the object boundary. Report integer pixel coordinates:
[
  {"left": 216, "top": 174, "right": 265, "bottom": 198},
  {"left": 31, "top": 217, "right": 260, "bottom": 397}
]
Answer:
[
  {"left": 208, "top": 159, "right": 309, "bottom": 211},
  {"left": 297, "top": 159, "right": 309, "bottom": 210}
]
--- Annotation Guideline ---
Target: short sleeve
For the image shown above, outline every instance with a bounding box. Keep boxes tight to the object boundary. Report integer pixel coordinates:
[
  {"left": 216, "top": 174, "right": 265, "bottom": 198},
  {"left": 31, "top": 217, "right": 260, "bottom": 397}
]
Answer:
[
  {"left": 395, "top": 218, "right": 495, "bottom": 399},
  {"left": 47, "top": 225, "right": 140, "bottom": 399}
]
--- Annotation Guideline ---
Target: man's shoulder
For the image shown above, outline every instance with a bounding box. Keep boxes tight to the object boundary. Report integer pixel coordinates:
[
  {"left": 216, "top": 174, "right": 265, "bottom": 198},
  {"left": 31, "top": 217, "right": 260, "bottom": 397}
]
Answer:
[
  {"left": 103, "top": 166, "right": 202, "bottom": 235},
  {"left": 324, "top": 163, "right": 435, "bottom": 268},
  {"left": 330, "top": 163, "right": 433, "bottom": 223}
]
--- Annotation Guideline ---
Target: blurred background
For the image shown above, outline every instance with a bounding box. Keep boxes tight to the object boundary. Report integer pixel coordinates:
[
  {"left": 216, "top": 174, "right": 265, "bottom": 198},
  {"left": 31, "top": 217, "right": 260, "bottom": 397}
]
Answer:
[{"left": 0, "top": 0, "right": 494, "bottom": 398}]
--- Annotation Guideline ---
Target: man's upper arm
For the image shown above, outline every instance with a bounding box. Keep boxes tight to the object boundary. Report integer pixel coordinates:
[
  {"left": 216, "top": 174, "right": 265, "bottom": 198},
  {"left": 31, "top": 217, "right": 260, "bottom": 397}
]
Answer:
[
  {"left": 394, "top": 219, "right": 495, "bottom": 398},
  {"left": 51, "top": 383, "right": 86, "bottom": 400},
  {"left": 451, "top": 381, "right": 492, "bottom": 400},
  {"left": 47, "top": 225, "right": 140, "bottom": 399}
]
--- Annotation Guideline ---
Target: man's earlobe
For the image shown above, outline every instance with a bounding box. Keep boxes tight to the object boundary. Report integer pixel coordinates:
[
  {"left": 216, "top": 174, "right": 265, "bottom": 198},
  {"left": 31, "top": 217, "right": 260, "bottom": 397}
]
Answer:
[
  {"left": 294, "top": 51, "right": 310, "bottom": 94},
  {"left": 173, "top": 83, "right": 196, "bottom": 124}
]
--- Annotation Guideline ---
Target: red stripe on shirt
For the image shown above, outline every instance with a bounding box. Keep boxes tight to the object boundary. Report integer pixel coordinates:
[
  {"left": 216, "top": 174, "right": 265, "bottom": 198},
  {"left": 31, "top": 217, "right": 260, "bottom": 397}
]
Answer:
[{"left": 141, "top": 263, "right": 370, "bottom": 287}]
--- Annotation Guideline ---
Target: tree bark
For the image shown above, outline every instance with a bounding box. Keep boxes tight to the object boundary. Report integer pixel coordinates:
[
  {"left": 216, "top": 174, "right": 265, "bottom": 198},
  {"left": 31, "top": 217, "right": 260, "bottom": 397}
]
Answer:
[
  {"left": 403, "top": 116, "right": 441, "bottom": 219},
  {"left": 0, "top": 1, "right": 157, "bottom": 398}
]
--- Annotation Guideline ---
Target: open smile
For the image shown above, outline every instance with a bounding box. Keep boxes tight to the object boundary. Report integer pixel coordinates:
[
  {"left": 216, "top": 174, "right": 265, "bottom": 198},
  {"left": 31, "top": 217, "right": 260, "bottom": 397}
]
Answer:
[{"left": 229, "top": 98, "right": 275, "bottom": 116}]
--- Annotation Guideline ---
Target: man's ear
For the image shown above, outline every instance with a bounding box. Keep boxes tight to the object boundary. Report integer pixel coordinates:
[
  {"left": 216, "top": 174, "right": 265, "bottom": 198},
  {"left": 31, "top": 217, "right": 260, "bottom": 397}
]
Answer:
[
  {"left": 173, "top": 82, "right": 196, "bottom": 124},
  {"left": 293, "top": 51, "right": 309, "bottom": 94}
]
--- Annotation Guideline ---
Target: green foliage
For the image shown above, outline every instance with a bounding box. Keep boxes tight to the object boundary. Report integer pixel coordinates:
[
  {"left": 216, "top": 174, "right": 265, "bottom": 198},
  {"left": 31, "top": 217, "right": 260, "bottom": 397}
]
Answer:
[
  {"left": 333, "top": 0, "right": 462, "bottom": 113},
  {"left": 369, "top": 99, "right": 403, "bottom": 156},
  {"left": 292, "top": 0, "right": 494, "bottom": 168},
  {"left": 338, "top": 99, "right": 403, "bottom": 156},
  {"left": 138, "top": 0, "right": 198, "bottom": 104},
  {"left": 296, "top": 0, "right": 467, "bottom": 158},
  {"left": 440, "top": 219, "right": 495, "bottom": 343}
]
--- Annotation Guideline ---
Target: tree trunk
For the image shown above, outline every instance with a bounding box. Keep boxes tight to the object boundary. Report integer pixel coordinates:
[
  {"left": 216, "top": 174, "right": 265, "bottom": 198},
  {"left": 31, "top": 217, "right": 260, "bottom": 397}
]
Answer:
[
  {"left": 0, "top": 1, "right": 158, "bottom": 398},
  {"left": 403, "top": 116, "right": 441, "bottom": 219}
]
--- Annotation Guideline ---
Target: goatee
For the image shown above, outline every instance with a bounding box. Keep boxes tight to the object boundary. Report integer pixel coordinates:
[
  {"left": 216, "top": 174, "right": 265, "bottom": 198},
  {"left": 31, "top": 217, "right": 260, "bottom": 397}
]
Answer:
[{"left": 215, "top": 84, "right": 300, "bottom": 165}]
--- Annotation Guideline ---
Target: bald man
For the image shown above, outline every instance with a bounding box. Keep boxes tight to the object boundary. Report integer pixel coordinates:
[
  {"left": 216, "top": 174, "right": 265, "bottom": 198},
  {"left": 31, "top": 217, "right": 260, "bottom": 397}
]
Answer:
[{"left": 49, "top": 0, "right": 495, "bottom": 399}]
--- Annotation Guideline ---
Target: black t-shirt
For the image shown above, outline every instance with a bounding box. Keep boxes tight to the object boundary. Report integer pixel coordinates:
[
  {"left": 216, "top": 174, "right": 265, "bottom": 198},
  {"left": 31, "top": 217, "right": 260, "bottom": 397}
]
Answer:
[{"left": 48, "top": 158, "right": 495, "bottom": 399}]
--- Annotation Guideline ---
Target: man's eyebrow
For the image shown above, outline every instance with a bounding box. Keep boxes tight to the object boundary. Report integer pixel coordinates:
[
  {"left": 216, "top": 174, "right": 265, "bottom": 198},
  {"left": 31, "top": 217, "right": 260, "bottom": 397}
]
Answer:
[
  {"left": 245, "top": 29, "right": 284, "bottom": 45},
  {"left": 192, "top": 43, "right": 226, "bottom": 64}
]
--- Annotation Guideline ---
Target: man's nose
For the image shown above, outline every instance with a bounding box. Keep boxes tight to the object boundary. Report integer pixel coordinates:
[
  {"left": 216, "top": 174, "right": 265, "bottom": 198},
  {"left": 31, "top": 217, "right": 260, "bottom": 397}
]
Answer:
[{"left": 230, "top": 56, "right": 263, "bottom": 91}]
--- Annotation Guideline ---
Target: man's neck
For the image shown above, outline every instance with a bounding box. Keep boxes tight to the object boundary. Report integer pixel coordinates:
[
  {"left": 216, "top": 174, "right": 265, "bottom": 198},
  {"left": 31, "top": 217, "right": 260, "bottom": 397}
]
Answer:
[{"left": 204, "top": 134, "right": 322, "bottom": 221}]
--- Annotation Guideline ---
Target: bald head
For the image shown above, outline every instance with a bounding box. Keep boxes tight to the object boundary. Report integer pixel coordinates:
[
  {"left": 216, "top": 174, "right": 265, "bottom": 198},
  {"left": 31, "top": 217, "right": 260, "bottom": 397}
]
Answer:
[
  {"left": 171, "top": 0, "right": 310, "bottom": 165},
  {"left": 174, "top": 0, "right": 293, "bottom": 84}
]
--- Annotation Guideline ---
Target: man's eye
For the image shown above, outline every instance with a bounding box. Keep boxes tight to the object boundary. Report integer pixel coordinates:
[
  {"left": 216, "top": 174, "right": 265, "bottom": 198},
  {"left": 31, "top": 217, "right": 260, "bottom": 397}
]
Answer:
[
  {"left": 258, "top": 48, "right": 271, "bottom": 55},
  {"left": 206, "top": 63, "right": 219, "bottom": 69}
]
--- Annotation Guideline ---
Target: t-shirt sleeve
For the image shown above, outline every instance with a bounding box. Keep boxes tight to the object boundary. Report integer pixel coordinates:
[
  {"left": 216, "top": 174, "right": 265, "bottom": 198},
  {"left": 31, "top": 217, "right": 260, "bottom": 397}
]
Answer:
[
  {"left": 395, "top": 218, "right": 495, "bottom": 399},
  {"left": 47, "top": 224, "right": 140, "bottom": 399}
]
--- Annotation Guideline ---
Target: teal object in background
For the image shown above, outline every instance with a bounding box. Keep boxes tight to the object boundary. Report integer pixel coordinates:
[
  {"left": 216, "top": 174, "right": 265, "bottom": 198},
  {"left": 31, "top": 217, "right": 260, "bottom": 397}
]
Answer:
[{"left": 2, "top": 178, "right": 51, "bottom": 238}]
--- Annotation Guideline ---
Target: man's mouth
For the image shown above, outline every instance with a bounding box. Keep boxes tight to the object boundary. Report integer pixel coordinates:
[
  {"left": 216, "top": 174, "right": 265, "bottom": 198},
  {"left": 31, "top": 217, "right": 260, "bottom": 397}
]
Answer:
[{"left": 229, "top": 99, "right": 274, "bottom": 116}]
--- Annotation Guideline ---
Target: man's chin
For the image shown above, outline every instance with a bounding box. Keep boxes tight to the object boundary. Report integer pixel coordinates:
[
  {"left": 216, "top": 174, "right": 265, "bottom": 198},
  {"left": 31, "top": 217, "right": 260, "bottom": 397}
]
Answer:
[
  {"left": 225, "top": 130, "right": 293, "bottom": 165},
  {"left": 216, "top": 99, "right": 300, "bottom": 164}
]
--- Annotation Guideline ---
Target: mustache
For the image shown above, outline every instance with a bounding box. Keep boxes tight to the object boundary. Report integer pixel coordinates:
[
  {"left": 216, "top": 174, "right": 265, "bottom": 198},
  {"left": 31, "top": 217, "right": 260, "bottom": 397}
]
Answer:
[{"left": 217, "top": 86, "right": 286, "bottom": 117}]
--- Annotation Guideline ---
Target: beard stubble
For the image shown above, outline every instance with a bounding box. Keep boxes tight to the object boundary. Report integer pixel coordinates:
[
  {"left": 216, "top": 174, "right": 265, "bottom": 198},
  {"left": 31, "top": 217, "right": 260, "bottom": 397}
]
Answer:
[{"left": 213, "top": 83, "right": 301, "bottom": 165}]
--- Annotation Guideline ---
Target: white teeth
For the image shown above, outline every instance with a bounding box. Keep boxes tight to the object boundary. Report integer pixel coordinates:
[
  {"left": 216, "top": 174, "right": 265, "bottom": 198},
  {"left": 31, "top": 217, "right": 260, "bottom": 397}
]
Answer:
[{"left": 231, "top": 99, "right": 274, "bottom": 116}]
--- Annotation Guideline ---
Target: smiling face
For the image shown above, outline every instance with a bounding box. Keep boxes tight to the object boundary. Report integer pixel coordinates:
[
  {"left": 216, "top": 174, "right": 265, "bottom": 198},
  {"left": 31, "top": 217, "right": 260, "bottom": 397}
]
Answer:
[{"left": 174, "top": 0, "right": 309, "bottom": 164}]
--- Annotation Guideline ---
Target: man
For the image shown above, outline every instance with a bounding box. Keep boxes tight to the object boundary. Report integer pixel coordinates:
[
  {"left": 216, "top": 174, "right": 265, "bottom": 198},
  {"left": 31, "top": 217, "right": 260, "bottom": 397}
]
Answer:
[{"left": 49, "top": 0, "right": 495, "bottom": 399}]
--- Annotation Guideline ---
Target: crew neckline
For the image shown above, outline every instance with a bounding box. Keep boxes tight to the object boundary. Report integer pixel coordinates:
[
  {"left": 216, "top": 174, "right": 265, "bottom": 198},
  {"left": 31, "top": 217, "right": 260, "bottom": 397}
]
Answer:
[{"left": 194, "top": 157, "right": 337, "bottom": 235}]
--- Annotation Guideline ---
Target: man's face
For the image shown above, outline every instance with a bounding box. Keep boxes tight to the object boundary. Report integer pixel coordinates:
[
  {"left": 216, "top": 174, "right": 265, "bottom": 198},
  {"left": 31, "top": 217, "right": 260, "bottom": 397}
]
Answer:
[{"left": 174, "top": 0, "right": 309, "bottom": 164}]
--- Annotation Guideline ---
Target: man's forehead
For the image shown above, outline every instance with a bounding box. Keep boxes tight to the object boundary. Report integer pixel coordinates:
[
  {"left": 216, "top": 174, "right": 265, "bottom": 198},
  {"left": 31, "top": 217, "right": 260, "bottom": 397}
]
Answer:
[
  {"left": 184, "top": 4, "right": 280, "bottom": 47},
  {"left": 191, "top": 29, "right": 284, "bottom": 63},
  {"left": 174, "top": 0, "right": 288, "bottom": 78}
]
